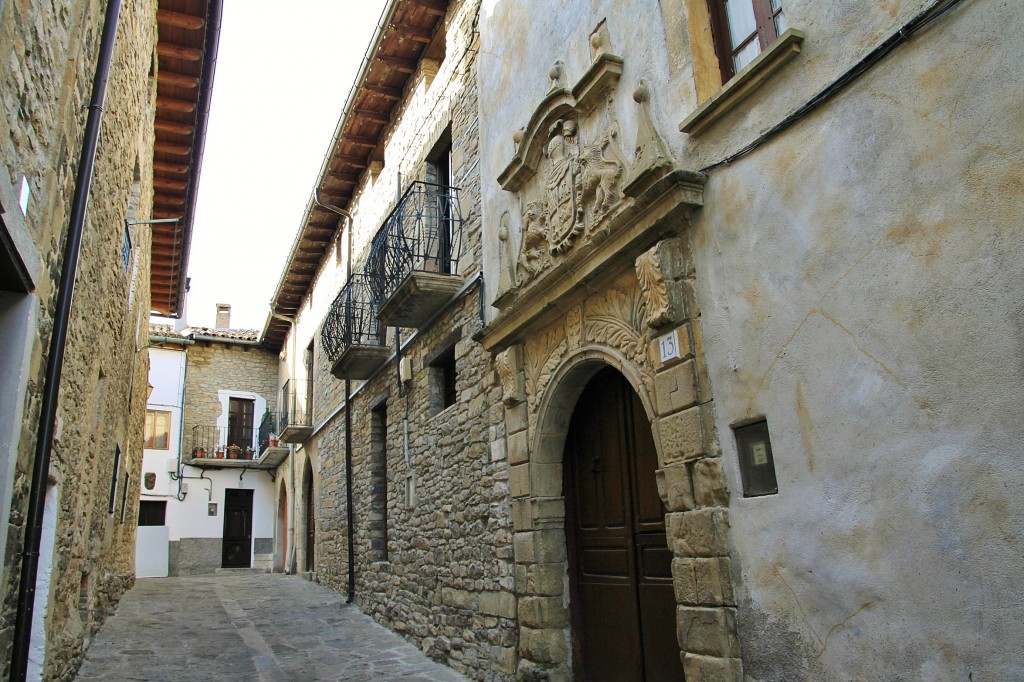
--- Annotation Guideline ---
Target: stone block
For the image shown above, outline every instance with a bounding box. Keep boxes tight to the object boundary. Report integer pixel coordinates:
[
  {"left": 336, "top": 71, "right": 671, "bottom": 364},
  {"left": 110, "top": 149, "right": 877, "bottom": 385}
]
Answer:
[
  {"left": 441, "top": 587, "right": 478, "bottom": 610},
  {"left": 530, "top": 462, "right": 562, "bottom": 497},
  {"left": 682, "top": 654, "right": 743, "bottom": 682},
  {"left": 510, "top": 463, "right": 531, "bottom": 498},
  {"left": 692, "top": 318, "right": 713, "bottom": 403},
  {"left": 665, "top": 508, "right": 730, "bottom": 557},
  {"left": 522, "top": 563, "right": 565, "bottom": 597},
  {"left": 656, "top": 463, "right": 696, "bottom": 512},
  {"left": 506, "top": 401, "right": 528, "bottom": 434},
  {"left": 654, "top": 359, "right": 698, "bottom": 416},
  {"left": 508, "top": 429, "right": 529, "bottom": 465},
  {"left": 513, "top": 529, "right": 566, "bottom": 565},
  {"left": 479, "top": 590, "right": 517, "bottom": 618},
  {"left": 519, "top": 595, "right": 568, "bottom": 629},
  {"left": 656, "top": 406, "right": 705, "bottom": 464},
  {"left": 510, "top": 498, "right": 530, "bottom": 531},
  {"left": 676, "top": 606, "right": 740, "bottom": 657},
  {"left": 673, "top": 557, "right": 735, "bottom": 606},
  {"left": 692, "top": 458, "right": 729, "bottom": 508},
  {"left": 520, "top": 626, "right": 568, "bottom": 665}
]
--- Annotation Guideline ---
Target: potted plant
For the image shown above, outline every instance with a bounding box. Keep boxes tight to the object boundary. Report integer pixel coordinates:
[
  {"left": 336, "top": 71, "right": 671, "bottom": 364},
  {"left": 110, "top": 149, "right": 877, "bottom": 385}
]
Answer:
[
  {"left": 215, "top": 446, "right": 225, "bottom": 459},
  {"left": 245, "top": 446, "right": 255, "bottom": 460},
  {"left": 268, "top": 432, "right": 279, "bottom": 448},
  {"left": 227, "top": 444, "right": 242, "bottom": 459},
  {"left": 193, "top": 446, "right": 206, "bottom": 459}
]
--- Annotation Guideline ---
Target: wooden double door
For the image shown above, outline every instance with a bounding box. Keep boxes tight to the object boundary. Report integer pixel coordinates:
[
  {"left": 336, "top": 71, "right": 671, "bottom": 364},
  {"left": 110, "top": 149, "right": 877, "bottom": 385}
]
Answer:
[
  {"left": 564, "top": 367, "right": 683, "bottom": 681},
  {"left": 222, "top": 489, "right": 253, "bottom": 568}
]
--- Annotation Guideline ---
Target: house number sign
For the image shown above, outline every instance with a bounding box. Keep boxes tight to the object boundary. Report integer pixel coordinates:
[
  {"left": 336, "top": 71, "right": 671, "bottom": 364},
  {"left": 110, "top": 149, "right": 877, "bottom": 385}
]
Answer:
[{"left": 658, "top": 329, "right": 680, "bottom": 364}]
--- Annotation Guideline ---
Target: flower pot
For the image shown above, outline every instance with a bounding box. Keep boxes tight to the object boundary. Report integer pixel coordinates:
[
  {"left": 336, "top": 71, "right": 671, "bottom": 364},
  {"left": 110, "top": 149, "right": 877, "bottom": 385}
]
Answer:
[
  {"left": 195, "top": 448, "right": 206, "bottom": 459},
  {"left": 269, "top": 439, "right": 279, "bottom": 448},
  {"left": 215, "top": 449, "right": 225, "bottom": 459}
]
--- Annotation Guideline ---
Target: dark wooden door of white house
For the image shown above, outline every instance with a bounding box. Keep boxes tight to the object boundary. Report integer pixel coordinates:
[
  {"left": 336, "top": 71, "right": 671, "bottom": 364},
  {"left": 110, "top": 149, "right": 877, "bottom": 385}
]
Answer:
[{"left": 222, "top": 489, "right": 253, "bottom": 568}]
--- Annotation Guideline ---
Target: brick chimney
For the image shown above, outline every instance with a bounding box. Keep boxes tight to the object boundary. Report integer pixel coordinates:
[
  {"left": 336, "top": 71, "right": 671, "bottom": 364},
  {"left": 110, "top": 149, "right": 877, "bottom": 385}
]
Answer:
[{"left": 215, "top": 303, "right": 231, "bottom": 330}]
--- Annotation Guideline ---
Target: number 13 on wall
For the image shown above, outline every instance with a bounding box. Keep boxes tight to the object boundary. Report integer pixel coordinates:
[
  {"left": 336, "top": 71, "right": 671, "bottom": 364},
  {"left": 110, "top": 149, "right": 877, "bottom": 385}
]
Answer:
[{"left": 658, "top": 329, "right": 680, "bottom": 364}]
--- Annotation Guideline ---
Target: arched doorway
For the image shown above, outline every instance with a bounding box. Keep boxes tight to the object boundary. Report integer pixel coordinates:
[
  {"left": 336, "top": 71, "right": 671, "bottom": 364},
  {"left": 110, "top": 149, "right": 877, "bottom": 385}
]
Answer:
[
  {"left": 564, "top": 366, "right": 681, "bottom": 681},
  {"left": 275, "top": 481, "right": 287, "bottom": 573},
  {"left": 303, "top": 459, "right": 315, "bottom": 572}
]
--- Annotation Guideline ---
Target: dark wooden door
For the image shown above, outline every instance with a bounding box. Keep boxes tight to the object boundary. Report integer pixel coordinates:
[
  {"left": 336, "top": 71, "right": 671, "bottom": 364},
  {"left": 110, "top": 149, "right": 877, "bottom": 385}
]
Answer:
[
  {"left": 222, "top": 489, "right": 253, "bottom": 568},
  {"left": 305, "top": 470, "right": 315, "bottom": 571},
  {"left": 228, "top": 397, "right": 254, "bottom": 448},
  {"left": 565, "top": 367, "right": 682, "bottom": 681}
]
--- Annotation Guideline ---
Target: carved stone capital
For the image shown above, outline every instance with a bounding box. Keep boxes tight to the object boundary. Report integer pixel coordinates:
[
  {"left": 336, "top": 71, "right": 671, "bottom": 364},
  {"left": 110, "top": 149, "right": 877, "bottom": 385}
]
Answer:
[
  {"left": 635, "top": 238, "right": 689, "bottom": 329},
  {"left": 497, "top": 344, "right": 527, "bottom": 406}
]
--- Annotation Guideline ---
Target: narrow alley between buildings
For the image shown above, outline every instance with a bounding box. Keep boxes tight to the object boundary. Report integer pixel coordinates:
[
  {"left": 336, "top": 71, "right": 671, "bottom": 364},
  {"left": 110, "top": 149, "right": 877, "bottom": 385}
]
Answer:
[{"left": 73, "top": 574, "right": 467, "bottom": 682}]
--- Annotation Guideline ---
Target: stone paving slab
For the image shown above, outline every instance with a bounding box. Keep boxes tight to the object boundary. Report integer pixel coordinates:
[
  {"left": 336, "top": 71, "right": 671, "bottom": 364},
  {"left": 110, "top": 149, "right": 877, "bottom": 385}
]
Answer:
[{"left": 74, "top": 574, "right": 468, "bottom": 681}]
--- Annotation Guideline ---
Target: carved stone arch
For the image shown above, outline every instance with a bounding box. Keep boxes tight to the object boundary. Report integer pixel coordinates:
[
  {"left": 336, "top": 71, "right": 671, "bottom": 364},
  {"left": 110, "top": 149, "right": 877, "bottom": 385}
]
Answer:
[{"left": 531, "top": 345, "right": 658, "bottom": 468}]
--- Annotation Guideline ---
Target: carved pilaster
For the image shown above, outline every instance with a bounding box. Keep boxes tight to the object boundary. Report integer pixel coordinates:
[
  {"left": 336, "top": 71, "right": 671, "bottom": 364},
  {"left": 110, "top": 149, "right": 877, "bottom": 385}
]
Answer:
[
  {"left": 496, "top": 344, "right": 526, "bottom": 406},
  {"left": 636, "top": 238, "right": 690, "bottom": 329}
]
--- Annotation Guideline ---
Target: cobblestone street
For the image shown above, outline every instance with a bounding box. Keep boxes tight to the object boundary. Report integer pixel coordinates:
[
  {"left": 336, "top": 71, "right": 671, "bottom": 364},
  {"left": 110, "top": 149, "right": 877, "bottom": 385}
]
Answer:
[{"left": 74, "top": 574, "right": 467, "bottom": 681}]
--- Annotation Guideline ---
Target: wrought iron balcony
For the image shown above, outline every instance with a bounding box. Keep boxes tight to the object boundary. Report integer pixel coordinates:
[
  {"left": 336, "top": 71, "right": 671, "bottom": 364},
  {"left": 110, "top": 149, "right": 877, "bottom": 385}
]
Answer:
[
  {"left": 257, "top": 411, "right": 290, "bottom": 468},
  {"left": 367, "top": 181, "right": 463, "bottom": 328},
  {"left": 278, "top": 379, "right": 313, "bottom": 443},
  {"left": 321, "top": 272, "right": 390, "bottom": 379},
  {"left": 186, "top": 421, "right": 288, "bottom": 469}
]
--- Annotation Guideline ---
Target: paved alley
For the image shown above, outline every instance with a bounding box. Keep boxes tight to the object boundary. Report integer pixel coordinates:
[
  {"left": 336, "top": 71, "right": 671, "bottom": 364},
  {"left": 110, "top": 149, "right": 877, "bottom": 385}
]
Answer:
[{"left": 74, "top": 574, "right": 468, "bottom": 681}]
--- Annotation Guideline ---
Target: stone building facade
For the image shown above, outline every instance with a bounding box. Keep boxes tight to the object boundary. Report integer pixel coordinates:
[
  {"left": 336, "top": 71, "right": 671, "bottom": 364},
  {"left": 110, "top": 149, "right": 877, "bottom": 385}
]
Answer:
[
  {"left": 0, "top": 0, "right": 218, "bottom": 678},
  {"left": 265, "top": 0, "right": 1022, "bottom": 680}
]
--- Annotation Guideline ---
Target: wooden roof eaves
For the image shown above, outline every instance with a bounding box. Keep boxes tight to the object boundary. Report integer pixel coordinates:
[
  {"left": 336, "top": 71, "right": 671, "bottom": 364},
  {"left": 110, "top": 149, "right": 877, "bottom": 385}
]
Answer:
[
  {"left": 262, "top": 0, "right": 449, "bottom": 350},
  {"left": 150, "top": 0, "right": 223, "bottom": 318}
]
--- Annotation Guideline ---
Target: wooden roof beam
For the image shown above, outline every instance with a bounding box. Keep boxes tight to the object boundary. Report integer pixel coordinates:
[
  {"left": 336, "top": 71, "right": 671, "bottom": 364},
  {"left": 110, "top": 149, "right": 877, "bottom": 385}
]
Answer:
[
  {"left": 155, "top": 119, "right": 194, "bottom": 135},
  {"left": 352, "top": 108, "right": 391, "bottom": 125},
  {"left": 332, "top": 153, "right": 370, "bottom": 167},
  {"left": 157, "top": 43, "right": 204, "bottom": 61},
  {"left": 153, "top": 177, "right": 188, "bottom": 191},
  {"left": 158, "top": 71, "right": 200, "bottom": 88},
  {"left": 362, "top": 83, "right": 403, "bottom": 100},
  {"left": 408, "top": 0, "right": 446, "bottom": 16},
  {"left": 157, "top": 96, "right": 196, "bottom": 113},
  {"left": 390, "top": 22, "right": 434, "bottom": 42},
  {"left": 154, "top": 160, "right": 190, "bottom": 174},
  {"left": 375, "top": 54, "right": 417, "bottom": 73},
  {"left": 154, "top": 141, "right": 191, "bottom": 156},
  {"left": 157, "top": 9, "right": 205, "bottom": 29},
  {"left": 342, "top": 134, "right": 380, "bottom": 147}
]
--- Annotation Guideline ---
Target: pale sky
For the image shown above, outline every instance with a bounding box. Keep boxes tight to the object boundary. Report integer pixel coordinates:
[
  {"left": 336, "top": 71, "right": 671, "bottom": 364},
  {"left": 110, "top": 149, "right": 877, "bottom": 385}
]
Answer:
[{"left": 166, "top": 0, "right": 387, "bottom": 331}]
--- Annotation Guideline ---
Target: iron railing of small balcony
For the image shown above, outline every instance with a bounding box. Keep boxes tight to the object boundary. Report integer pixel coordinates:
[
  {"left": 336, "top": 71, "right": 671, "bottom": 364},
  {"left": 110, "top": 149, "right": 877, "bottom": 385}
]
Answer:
[
  {"left": 258, "top": 410, "right": 285, "bottom": 454},
  {"left": 279, "top": 379, "right": 313, "bottom": 442},
  {"left": 366, "top": 181, "right": 463, "bottom": 307},
  {"left": 190, "top": 425, "right": 256, "bottom": 461},
  {"left": 321, "top": 272, "right": 386, "bottom": 362}
]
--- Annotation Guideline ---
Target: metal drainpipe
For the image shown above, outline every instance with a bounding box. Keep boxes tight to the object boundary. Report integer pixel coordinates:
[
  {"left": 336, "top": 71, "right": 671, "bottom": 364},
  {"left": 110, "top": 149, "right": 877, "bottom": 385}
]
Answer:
[
  {"left": 313, "top": 191, "right": 357, "bottom": 602},
  {"left": 9, "top": 1, "right": 122, "bottom": 679}
]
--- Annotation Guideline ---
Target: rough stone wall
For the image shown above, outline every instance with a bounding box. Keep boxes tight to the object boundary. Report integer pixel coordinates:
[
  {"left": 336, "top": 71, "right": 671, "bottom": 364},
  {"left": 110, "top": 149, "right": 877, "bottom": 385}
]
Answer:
[
  {"left": 0, "top": 0, "right": 159, "bottom": 678},
  {"left": 182, "top": 340, "right": 279, "bottom": 450},
  {"left": 284, "top": 2, "right": 522, "bottom": 678}
]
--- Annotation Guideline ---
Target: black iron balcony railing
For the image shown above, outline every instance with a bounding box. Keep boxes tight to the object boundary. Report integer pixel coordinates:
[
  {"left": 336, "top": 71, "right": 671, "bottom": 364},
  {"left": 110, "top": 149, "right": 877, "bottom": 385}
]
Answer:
[
  {"left": 366, "top": 181, "right": 463, "bottom": 311},
  {"left": 258, "top": 410, "right": 287, "bottom": 453},
  {"left": 321, "top": 272, "right": 391, "bottom": 379},
  {"left": 190, "top": 425, "right": 256, "bottom": 461},
  {"left": 279, "top": 379, "right": 313, "bottom": 443}
]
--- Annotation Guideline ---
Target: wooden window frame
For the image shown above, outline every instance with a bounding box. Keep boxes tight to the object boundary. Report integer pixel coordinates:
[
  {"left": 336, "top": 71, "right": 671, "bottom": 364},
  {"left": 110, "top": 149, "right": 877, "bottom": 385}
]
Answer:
[
  {"left": 707, "top": 0, "right": 784, "bottom": 83},
  {"left": 144, "top": 410, "right": 171, "bottom": 450}
]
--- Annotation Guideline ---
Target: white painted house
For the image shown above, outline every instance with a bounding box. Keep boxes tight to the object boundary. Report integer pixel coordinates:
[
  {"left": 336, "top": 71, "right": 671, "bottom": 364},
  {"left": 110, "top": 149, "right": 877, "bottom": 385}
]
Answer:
[{"left": 137, "top": 318, "right": 285, "bottom": 576}]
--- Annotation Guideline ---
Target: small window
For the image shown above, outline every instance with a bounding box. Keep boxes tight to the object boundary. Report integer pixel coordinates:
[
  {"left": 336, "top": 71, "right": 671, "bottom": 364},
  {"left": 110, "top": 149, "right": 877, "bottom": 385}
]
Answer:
[
  {"left": 144, "top": 410, "right": 171, "bottom": 449},
  {"left": 108, "top": 446, "right": 122, "bottom": 514},
  {"left": 369, "top": 403, "right": 389, "bottom": 562},
  {"left": 138, "top": 500, "right": 167, "bottom": 526},
  {"left": 708, "top": 0, "right": 786, "bottom": 81},
  {"left": 428, "top": 346, "right": 457, "bottom": 413},
  {"left": 734, "top": 420, "right": 778, "bottom": 497}
]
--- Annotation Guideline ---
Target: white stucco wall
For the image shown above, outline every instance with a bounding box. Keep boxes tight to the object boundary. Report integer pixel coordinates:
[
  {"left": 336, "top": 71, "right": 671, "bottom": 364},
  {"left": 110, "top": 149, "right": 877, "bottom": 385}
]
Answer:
[{"left": 478, "top": 0, "right": 1024, "bottom": 678}]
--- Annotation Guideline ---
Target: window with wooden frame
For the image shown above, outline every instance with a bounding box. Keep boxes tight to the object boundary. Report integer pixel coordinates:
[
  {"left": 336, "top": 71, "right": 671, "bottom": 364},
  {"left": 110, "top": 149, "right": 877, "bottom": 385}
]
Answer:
[
  {"left": 144, "top": 410, "right": 171, "bottom": 450},
  {"left": 708, "top": 0, "right": 787, "bottom": 82}
]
